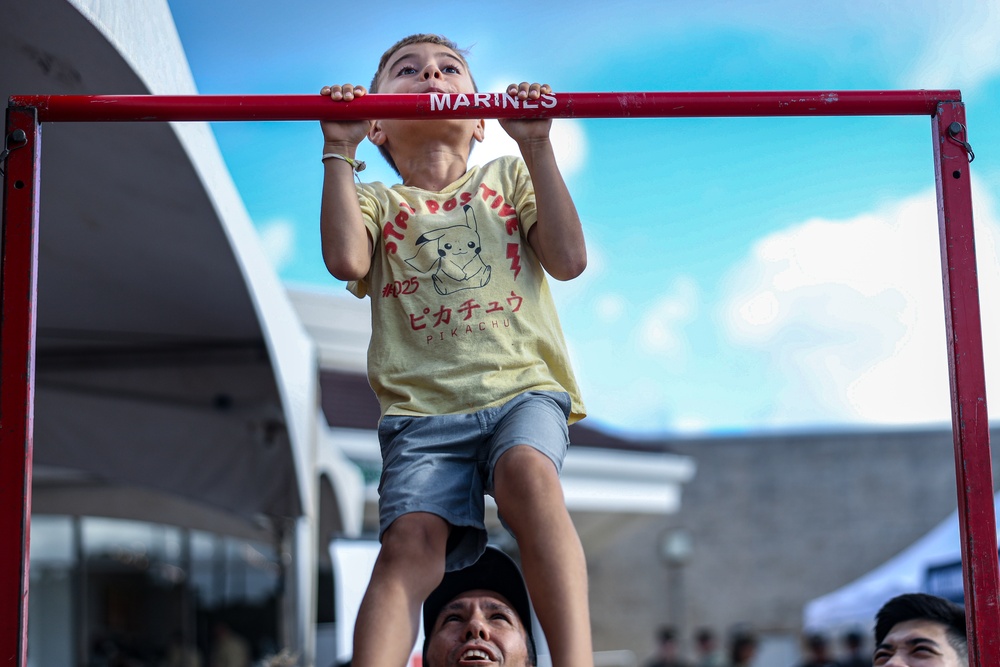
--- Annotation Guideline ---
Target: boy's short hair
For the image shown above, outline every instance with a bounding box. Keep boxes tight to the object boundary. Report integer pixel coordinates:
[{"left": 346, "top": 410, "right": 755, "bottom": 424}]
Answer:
[
  {"left": 874, "top": 593, "right": 967, "bottom": 662},
  {"left": 369, "top": 34, "right": 480, "bottom": 176}
]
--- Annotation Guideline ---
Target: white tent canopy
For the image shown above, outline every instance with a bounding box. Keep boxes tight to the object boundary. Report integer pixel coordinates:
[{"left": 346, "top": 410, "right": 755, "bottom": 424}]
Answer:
[{"left": 803, "top": 493, "right": 1000, "bottom": 633}]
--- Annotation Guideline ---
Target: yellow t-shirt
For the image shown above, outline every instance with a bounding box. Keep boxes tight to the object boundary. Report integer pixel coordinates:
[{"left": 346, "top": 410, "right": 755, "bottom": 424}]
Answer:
[{"left": 348, "top": 156, "right": 585, "bottom": 423}]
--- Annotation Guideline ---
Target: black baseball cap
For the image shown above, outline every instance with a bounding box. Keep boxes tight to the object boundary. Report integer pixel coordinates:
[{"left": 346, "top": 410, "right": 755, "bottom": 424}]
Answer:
[{"left": 421, "top": 547, "right": 537, "bottom": 664}]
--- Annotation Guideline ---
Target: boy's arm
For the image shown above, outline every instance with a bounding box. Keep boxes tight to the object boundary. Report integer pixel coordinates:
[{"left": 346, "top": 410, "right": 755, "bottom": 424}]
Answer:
[
  {"left": 500, "top": 82, "right": 587, "bottom": 282},
  {"left": 319, "top": 84, "right": 374, "bottom": 281}
]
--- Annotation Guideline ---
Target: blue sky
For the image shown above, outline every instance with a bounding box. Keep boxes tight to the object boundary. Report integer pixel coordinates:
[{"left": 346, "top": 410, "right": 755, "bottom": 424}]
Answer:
[{"left": 168, "top": 0, "right": 1000, "bottom": 437}]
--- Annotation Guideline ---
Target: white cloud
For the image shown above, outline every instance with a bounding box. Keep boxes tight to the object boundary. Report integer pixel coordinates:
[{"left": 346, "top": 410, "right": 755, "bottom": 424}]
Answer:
[
  {"left": 722, "top": 182, "right": 1000, "bottom": 426},
  {"left": 258, "top": 218, "right": 296, "bottom": 272},
  {"left": 668, "top": 0, "right": 1000, "bottom": 93},
  {"left": 636, "top": 277, "right": 699, "bottom": 360},
  {"left": 899, "top": 0, "right": 1000, "bottom": 90},
  {"left": 595, "top": 293, "right": 627, "bottom": 324}
]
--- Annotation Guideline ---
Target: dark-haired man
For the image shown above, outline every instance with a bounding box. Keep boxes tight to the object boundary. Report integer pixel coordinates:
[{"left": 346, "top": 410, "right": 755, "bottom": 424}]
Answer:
[
  {"left": 796, "top": 633, "right": 837, "bottom": 667},
  {"left": 645, "top": 626, "right": 689, "bottom": 667},
  {"left": 873, "top": 593, "right": 967, "bottom": 667},
  {"left": 839, "top": 629, "right": 868, "bottom": 667},
  {"left": 422, "top": 547, "right": 538, "bottom": 667}
]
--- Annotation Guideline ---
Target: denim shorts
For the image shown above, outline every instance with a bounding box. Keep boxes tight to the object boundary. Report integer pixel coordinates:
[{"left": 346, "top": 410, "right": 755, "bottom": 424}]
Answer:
[{"left": 376, "top": 390, "right": 571, "bottom": 571}]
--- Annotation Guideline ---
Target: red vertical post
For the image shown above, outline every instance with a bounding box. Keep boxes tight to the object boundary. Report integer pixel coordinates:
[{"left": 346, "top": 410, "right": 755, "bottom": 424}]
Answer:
[
  {"left": 0, "top": 107, "right": 41, "bottom": 667},
  {"left": 933, "top": 102, "right": 1000, "bottom": 666}
]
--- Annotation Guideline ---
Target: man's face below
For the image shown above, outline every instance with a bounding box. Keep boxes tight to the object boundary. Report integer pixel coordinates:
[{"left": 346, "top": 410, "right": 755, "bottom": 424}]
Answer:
[
  {"left": 874, "top": 619, "right": 965, "bottom": 667},
  {"left": 425, "top": 590, "right": 531, "bottom": 667}
]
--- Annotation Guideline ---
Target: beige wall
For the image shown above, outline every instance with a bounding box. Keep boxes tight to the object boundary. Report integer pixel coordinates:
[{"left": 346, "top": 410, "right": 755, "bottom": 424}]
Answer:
[{"left": 585, "top": 427, "right": 1000, "bottom": 663}]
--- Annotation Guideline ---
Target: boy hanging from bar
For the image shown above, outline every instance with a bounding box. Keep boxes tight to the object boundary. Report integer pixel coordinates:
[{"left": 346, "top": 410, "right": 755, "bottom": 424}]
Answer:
[{"left": 318, "top": 34, "right": 593, "bottom": 667}]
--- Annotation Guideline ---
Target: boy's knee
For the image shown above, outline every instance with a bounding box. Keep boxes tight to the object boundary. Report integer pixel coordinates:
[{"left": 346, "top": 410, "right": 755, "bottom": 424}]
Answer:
[
  {"left": 496, "top": 446, "right": 560, "bottom": 491},
  {"left": 372, "top": 514, "right": 448, "bottom": 599},
  {"left": 494, "top": 446, "right": 565, "bottom": 519},
  {"left": 381, "top": 512, "right": 448, "bottom": 563}
]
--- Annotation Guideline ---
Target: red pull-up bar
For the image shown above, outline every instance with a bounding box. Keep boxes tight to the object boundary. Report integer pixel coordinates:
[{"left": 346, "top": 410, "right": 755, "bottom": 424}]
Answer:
[
  {"left": 8, "top": 89, "right": 959, "bottom": 122},
  {"left": 1, "top": 91, "right": 994, "bottom": 667}
]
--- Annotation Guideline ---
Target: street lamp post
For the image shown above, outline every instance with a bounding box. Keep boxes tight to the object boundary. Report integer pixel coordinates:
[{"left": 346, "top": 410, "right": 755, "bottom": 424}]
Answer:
[{"left": 660, "top": 528, "right": 694, "bottom": 652}]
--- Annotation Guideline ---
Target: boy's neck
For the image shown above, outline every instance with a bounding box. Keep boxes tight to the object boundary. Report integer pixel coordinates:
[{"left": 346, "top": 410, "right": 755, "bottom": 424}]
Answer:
[{"left": 394, "top": 142, "right": 471, "bottom": 191}]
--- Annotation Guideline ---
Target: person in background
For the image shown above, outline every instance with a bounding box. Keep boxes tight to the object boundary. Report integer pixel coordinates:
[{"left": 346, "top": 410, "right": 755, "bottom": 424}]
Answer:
[
  {"left": 796, "top": 633, "right": 838, "bottom": 667},
  {"left": 208, "top": 623, "right": 250, "bottom": 667},
  {"left": 645, "top": 626, "right": 689, "bottom": 667},
  {"left": 838, "top": 629, "right": 867, "bottom": 667},
  {"left": 693, "top": 628, "right": 723, "bottom": 667},
  {"left": 727, "top": 630, "right": 757, "bottom": 667},
  {"left": 163, "top": 632, "right": 201, "bottom": 667},
  {"left": 873, "top": 593, "right": 967, "bottom": 667}
]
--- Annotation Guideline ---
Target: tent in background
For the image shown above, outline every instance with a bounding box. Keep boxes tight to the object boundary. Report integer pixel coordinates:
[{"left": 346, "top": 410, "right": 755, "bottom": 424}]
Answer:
[
  {"left": 803, "top": 493, "right": 1000, "bottom": 633},
  {"left": 802, "top": 494, "right": 1000, "bottom": 634}
]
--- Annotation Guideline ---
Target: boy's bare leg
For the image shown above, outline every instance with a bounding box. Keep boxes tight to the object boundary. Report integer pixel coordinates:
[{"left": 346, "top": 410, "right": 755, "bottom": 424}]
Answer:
[
  {"left": 494, "top": 446, "right": 594, "bottom": 667},
  {"left": 351, "top": 512, "right": 449, "bottom": 667}
]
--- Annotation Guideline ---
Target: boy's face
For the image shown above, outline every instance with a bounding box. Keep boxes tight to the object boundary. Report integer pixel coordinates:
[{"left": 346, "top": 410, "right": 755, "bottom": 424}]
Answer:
[
  {"left": 369, "top": 41, "right": 485, "bottom": 165},
  {"left": 374, "top": 41, "right": 476, "bottom": 95}
]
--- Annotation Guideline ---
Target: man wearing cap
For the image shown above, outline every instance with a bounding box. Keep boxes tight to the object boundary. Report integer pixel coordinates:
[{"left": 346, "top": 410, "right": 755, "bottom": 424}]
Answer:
[{"left": 422, "top": 547, "right": 538, "bottom": 667}]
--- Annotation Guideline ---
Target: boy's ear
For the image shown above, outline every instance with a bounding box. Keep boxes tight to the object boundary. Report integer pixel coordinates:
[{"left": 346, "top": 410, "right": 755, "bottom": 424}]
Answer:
[
  {"left": 368, "top": 120, "right": 387, "bottom": 146},
  {"left": 473, "top": 118, "right": 486, "bottom": 143}
]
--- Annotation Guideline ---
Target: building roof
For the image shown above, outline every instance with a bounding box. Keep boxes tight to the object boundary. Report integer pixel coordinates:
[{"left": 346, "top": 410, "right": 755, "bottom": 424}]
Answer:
[{"left": 4, "top": 0, "right": 314, "bottom": 520}]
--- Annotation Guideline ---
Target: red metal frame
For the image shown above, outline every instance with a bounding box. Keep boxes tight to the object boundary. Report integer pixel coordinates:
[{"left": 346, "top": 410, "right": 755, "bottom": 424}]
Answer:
[
  {"left": 932, "top": 101, "right": 999, "bottom": 662},
  {"left": 1, "top": 106, "right": 40, "bottom": 667},
  {"left": 9, "top": 90, "right": 956, "bottom": 122},
  {"left": 2, "top": 90, "right": 994, "bottom": 665}
]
